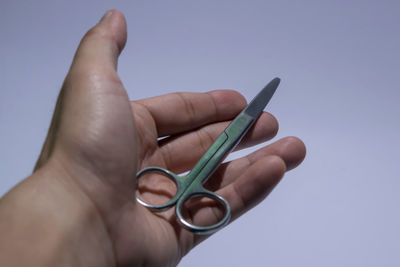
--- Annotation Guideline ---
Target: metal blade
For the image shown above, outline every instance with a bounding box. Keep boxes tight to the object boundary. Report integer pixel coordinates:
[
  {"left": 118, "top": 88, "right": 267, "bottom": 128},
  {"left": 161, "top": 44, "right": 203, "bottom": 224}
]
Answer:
[{"left": 243, "top": 77, "right": 280, "bottom": 118}]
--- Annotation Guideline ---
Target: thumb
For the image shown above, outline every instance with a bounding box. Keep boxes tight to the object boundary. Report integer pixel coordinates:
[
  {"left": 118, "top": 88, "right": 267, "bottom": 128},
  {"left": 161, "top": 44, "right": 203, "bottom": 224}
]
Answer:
[
  {"left": 35, "top": 10, "right": 136, "bottom": 174},
  {"left": 70, "top": 10, "right": 127, "bottom": 76}
]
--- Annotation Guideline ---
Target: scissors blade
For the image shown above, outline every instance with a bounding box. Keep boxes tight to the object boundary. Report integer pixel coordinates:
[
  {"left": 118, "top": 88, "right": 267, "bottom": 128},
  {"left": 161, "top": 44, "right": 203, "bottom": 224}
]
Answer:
[
  {"left": 243, "top": 77, "right": 280, "bottom": 118},
  {"left": 185, "top": 77, "right": 280, "bottom": 185}
]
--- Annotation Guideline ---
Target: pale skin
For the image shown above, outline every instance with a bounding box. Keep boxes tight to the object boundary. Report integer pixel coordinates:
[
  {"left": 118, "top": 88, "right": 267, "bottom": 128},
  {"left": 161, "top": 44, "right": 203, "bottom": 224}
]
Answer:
[{"left": 0, "top": 10, "right": 306, "bottom": 267}]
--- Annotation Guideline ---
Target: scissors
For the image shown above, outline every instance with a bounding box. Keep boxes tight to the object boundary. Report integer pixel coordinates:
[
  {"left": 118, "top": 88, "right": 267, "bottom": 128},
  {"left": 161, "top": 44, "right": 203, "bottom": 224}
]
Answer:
[{"left": 136, "top": 78, "right": 280, "bottom": 234}]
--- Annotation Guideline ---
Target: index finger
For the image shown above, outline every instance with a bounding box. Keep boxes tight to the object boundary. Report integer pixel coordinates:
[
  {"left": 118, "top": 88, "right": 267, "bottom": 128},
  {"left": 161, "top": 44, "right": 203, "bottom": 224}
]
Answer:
[{"left": 134, "top": 90, "right": 247, "bottom": 137}]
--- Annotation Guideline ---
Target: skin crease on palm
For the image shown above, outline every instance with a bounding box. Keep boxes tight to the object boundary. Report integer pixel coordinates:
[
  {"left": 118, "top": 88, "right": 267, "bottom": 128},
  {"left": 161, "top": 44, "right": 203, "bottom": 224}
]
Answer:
[{"left": 0, "top": 9, "right": 306, "bottom": 267}]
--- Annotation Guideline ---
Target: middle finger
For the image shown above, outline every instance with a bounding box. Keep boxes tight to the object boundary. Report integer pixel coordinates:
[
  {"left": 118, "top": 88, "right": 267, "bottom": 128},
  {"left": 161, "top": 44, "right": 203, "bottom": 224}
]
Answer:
[{"left": 158, "top": 112, "right": 278, "bottom": 173}]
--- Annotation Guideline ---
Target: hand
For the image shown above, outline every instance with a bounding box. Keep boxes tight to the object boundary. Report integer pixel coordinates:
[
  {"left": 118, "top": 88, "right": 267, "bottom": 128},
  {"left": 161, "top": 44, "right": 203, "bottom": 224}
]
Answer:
[{"left": 0, "top": 10, "right": 306, "bottom": 267}]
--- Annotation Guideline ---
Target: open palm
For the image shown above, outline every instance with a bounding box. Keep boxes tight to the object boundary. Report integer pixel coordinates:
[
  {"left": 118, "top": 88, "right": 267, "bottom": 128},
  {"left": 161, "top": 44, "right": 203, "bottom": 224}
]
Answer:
[{"left": 34, "top": 10, "right": 305, "bottom": 266}]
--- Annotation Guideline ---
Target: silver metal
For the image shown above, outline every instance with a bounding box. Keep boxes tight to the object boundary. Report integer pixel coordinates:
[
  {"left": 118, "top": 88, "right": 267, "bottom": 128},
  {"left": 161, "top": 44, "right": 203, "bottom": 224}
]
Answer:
[{"left": 136, "top": 78, "right": 280, "bottom": 234}]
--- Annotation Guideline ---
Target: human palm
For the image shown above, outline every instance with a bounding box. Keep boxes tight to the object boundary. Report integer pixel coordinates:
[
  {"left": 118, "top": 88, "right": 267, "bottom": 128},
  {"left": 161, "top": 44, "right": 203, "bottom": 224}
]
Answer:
[{"left": 33, "top": 10, "right": 305, "bottom": 266}]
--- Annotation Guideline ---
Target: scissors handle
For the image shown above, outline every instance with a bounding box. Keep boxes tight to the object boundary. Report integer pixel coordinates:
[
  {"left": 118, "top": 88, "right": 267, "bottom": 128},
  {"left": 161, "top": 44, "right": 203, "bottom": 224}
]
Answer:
[
  {"left": 136, "top": 167, "right": 231, "bottom": 234},
  {"left": 175, "top": 188, "right": 231, "bottom": 235},
  {"left": 136, "top": 167, "right": 185, "bottom": 211}
]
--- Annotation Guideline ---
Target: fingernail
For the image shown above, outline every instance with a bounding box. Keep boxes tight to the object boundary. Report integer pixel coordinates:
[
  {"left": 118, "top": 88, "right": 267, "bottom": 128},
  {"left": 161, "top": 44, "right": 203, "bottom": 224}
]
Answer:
[{"left": 100, "top": 10, "right": 113, "bottom": 22}]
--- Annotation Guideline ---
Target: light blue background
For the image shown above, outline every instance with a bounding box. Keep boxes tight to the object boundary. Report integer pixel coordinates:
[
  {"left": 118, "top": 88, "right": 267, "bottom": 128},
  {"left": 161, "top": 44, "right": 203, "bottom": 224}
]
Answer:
[{"left": 1, "top": 1, "right": 399, "bottom": 266}]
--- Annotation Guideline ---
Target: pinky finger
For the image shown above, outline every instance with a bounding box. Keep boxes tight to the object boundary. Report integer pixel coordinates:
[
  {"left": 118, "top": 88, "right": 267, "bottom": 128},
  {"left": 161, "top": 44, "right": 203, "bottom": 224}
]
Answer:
[
  {"left": 191, "top": 155, "right": 286, "bottom": 244},
  {"left": 224, "top": 155, "right": 286, "bottom": 220}
]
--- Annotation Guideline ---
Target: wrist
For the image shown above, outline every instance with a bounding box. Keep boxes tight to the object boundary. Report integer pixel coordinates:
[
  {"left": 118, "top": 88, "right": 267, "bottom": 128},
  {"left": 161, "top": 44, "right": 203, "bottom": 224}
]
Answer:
[{"left": 0, "top": 158, "right": 115, "bottom": 267}]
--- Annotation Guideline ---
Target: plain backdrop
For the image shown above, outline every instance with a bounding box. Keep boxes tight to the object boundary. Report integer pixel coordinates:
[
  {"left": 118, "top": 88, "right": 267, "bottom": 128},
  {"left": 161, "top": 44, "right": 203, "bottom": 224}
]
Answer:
[{"left": 1, "top": 1, "right": 400, "bottom": 266}]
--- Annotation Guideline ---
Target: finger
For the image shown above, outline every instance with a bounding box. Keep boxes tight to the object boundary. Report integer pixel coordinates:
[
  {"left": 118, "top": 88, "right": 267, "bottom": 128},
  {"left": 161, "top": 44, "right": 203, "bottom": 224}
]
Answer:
[
  {"left": 190, "top": 155, "right": 286, "bottom": 244},
  {"left": 35, "top": 10, "right": 128, "bottom": 170},
  {"left": 247, "top": 136, "right": 306, "bottom": 171},
  {"left": 157, "top": 112, "right": 279, "bottom": 173},
  {"left": 70, "top": 9, "right": 127, "bottom": 77},
  {"left": 205, "top": 136, "right": 306, "bottom": 191},
  {"left": 222, "top": 155, "right": 286, "bottom": 221},
  {"left": 134, "top": 90, "right": 247, "bottom": 137}
]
